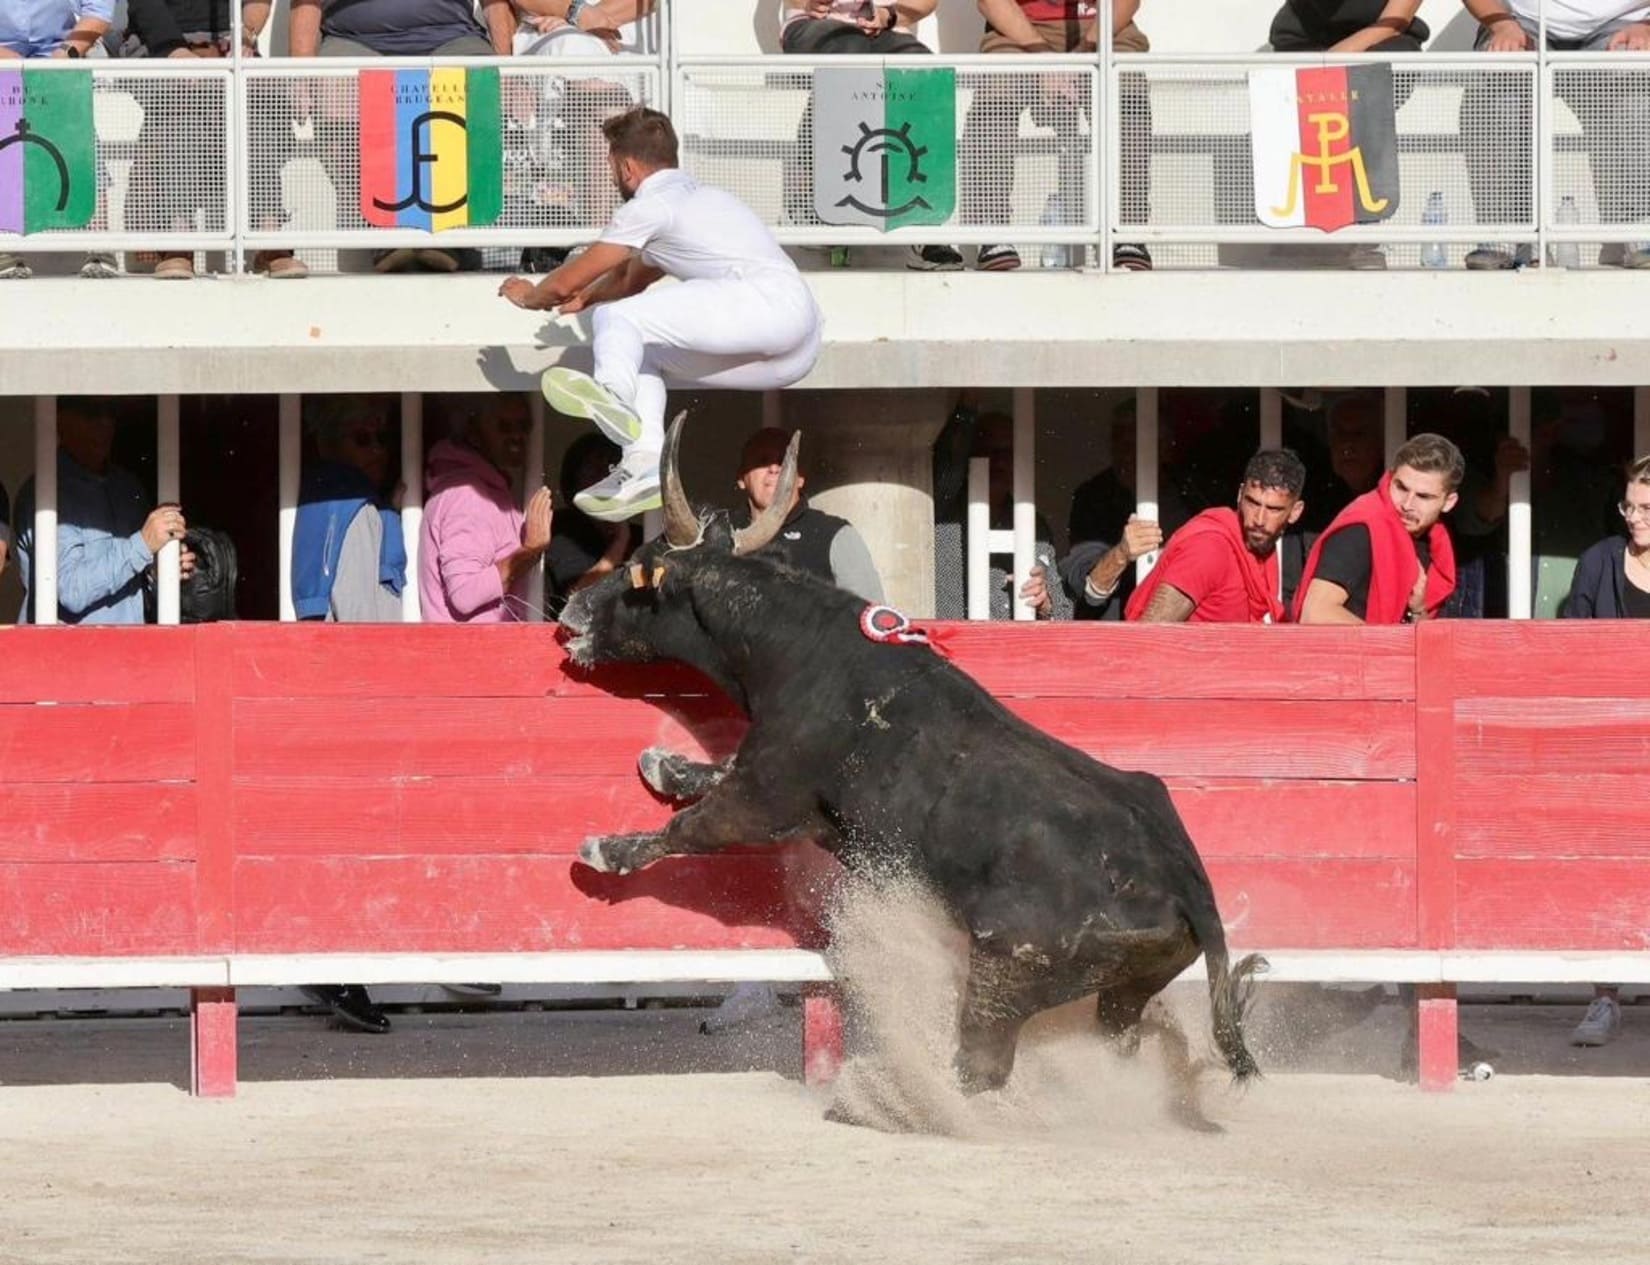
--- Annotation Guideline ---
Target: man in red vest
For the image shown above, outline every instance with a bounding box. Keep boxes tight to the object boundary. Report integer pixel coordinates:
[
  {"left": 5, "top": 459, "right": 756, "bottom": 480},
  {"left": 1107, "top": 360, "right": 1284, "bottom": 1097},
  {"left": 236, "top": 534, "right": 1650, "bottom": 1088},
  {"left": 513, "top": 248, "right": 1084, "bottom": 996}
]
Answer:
[
  {"left": 1125, "top": 449, "right": 1307, "bottom": 623},
  {"left": 1295, "top": 433, "right": 1464, "bottom": 625}
]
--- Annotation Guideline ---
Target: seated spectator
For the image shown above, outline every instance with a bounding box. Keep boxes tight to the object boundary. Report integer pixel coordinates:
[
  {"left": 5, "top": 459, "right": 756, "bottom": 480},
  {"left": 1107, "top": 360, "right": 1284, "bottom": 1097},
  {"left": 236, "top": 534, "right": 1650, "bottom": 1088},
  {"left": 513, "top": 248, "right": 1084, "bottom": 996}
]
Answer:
[
  {"left": 1300, "top": 392, "right": 1385, "bottom": 533},
  {"left": 123, "top": 0, "right": 232, "bottom": 281},
  {"left": 281, "top": 0, "right": 518, "bottom": 274},
  {"left": 546, "top": 433, "right": 638, "bottom": 615},
  {"left": 420, "top": 394, "right": 552, "bottom": 622},
  {"left": 1462, "top": 1, "right": 1650, "bottom": 270},
  {"left": 932, "top": 393, "right": 1068, "bottom": 620},
  {"left": 1295, "top": 433, "right": 1463, "bottom": 624},
  {"left": 13, "top": 398, "right": 197, "bottom": 624},
  {"left": 1125, "top": 448, "right": 1307, "bottom": 623},
  {"left": 292, "top": 396, "right": 406, "bottom": 624},
  {"left": 1557, "top": 454, "right": 1650, "bottom": 1048},
  {"left": 1269, "top": 0, "right": 1427, "bottom": 52},
  {"left": 963, "top": 1, "right": 1152, "bottom": 272},
  {"left": 778, "top": 1, "right": 963, "bottom": 272},
  {"left": 731, "top": 426, "right": 884, "bottom": 603},
  {"left": 0, "top": 0, "right": 120, "bottom": 280}
]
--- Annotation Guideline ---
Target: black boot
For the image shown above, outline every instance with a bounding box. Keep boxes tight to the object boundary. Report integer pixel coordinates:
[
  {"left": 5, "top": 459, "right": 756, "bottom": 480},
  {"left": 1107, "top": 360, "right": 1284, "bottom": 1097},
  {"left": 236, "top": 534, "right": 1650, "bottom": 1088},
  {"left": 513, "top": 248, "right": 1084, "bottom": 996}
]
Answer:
[{"left": 302, "top": 985, "right": 391, "bottom": 1035}]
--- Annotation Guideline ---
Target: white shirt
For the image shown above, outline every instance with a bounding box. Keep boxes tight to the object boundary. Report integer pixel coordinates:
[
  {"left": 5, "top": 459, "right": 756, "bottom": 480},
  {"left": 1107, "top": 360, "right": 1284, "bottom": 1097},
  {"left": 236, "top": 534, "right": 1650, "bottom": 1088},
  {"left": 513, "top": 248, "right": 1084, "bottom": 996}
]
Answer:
[
  {"left": 1507, "top": 0, "right": 1650, "bottom": 40},
  {"left": 599, "top": 169, "right": 799, "bottom": 282}
]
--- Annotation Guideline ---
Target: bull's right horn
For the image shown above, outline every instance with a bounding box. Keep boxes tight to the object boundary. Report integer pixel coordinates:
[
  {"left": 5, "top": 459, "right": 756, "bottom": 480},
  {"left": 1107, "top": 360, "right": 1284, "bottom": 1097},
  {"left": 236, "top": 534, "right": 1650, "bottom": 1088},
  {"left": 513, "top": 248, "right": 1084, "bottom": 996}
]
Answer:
[{"left": 660, "top": 411, "right": 698, "bottom": 548}]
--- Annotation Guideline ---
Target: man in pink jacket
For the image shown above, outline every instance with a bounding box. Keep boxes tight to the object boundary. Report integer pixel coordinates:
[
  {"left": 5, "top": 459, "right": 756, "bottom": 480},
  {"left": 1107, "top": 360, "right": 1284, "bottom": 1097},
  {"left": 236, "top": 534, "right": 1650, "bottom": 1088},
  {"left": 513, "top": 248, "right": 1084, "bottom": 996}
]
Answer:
[{"left": 420, "top": 394, "right": 553, "bottom": 622}]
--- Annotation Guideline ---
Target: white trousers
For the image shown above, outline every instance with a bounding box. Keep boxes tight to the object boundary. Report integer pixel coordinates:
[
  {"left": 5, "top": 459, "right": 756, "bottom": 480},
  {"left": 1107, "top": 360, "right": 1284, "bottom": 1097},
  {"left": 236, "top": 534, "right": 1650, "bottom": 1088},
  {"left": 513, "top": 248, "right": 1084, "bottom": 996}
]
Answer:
[{"left": 592, "top": 272, "right": 823, "bottom": 454}]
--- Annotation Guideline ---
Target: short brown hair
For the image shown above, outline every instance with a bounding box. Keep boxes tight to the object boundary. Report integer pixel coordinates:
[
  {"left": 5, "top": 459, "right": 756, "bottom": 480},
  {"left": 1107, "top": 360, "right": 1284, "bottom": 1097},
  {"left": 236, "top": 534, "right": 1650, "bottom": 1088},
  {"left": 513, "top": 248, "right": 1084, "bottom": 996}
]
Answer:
[
  {"left": 1628, "top": 454, "right": 1650, "bottom": 489},
  {"left": 602, "top": 107, "right": 678, "bottom": 168},
  {"left": 1391, "top": 432, "right": 1466, "bottom": 491}
]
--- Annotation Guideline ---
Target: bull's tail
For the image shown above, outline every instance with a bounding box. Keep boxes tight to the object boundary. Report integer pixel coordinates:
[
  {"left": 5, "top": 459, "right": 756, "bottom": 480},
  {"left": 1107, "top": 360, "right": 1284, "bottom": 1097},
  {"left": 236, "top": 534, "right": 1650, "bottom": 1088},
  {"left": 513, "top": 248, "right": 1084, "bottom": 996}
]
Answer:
[{"left": 1185, "top": 898, "right": 1266, "bottom": 1084}]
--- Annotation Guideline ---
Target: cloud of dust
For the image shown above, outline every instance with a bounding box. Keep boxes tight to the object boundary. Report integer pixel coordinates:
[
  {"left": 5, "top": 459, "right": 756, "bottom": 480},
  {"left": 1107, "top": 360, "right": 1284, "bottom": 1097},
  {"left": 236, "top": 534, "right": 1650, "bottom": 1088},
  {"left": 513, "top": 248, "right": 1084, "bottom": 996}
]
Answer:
[{"left": 820, "top": 871, "right": 1245, "bottom": 1139}]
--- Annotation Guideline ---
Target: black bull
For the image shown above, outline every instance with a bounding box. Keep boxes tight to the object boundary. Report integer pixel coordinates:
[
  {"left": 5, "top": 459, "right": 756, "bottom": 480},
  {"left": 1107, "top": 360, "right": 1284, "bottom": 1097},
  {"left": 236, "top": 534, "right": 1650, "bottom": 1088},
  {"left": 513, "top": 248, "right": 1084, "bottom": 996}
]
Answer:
[{"left": 562, "top": 419, "right": 1264, "bottom": 1124}]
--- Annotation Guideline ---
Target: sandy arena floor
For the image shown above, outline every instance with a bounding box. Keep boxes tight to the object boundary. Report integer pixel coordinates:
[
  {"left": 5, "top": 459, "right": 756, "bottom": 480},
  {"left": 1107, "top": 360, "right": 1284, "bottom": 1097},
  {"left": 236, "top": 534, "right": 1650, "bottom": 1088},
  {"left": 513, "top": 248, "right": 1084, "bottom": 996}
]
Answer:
[{"left": 2, "top": 995, "right": 1648, "bottom": 1265}]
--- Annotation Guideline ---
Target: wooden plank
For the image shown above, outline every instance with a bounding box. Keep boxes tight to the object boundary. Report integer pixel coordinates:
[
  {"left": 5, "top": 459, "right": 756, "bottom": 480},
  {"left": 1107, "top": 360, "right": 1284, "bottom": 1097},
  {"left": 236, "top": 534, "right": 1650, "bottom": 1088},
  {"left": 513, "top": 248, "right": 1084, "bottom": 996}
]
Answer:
[
  {"left": 0, "top": 784, "right": 195, "bottom": 862},
  {"left": 1454, "top": 698, "right": 1650, "bottom": 777},
  {"left": 1166, "top": 779, "right": 1415, "bottom": 860},
  {"left": 0, "top": 862, "right": 197, "bottom": 955},
  {"left": 1414, "top": 621, "right": 1458, "bottom": 952},
  {"left": 1454, "top": 860, "right": 1650, "bottom": 951},
  {"left": 194, "top": 624, "right": 236, "bottom": 952},
  {"left": 0, "top": 703, "right": 196, "bottom": 782},
  {"left": 233, "top": 695, "right": 746, "bottom": 780},
  {"left": 1454, "top": 775, "right": 1650, "bottom": 859},
  {"left": 943, "top": 623, "right": 1417, "bottom": 701},
  {"left": 1448, "top": 623, "right": 1650, "bottom": 699},
  {"left": 0, "top": 627, "right": 195, "bottom": 704},
  {"left": 1207, "top": 859, "right": 1417, "bottom": 950},
  {"left": 232, "top": 854, "right": 824, "bottom": 954},
  {"left": 1005, "top": 699, "right": 1415, "bottom": 780}
]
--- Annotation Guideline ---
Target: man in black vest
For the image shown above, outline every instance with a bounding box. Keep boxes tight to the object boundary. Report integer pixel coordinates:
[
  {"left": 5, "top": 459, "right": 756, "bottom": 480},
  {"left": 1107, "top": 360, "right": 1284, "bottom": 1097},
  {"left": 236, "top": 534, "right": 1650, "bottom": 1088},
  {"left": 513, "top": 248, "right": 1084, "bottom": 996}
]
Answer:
[{"left": 731, "top": 427, "right": 885, "bottom": 604}]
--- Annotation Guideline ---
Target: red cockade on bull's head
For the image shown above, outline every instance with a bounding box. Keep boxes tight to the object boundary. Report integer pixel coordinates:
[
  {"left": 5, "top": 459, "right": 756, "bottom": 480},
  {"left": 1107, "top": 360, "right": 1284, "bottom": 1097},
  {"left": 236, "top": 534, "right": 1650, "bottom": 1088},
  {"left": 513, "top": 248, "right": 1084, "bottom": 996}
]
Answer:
[
  {"left": 357, "top": 67, "right": 503, "bottom": 231},
  {"left": 0, "top": 67, "right": 96, "bottom": 235},
  {"left": 1249, "top": 63, "right": 1400, "bottom": 233}
]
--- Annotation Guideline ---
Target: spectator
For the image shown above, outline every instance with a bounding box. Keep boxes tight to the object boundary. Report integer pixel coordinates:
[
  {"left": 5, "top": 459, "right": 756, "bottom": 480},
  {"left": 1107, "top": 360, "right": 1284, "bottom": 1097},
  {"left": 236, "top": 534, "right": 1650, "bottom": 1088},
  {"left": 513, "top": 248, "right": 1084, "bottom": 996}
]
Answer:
[
  {"left": 1556, "top": 455, "right": 1650, "bottom": 1048},
  {"left": 419, "top": 394, "right": 553, "bottom": 623},
  {"left": 122, "top": 0, "right": 231, "bottom": 281},
  {"left": 507, "top": 1, "right": 655, "bottom": 273},
  {"left": 1462, "top": 0, "right": 1650, "bottom": 270},
  {"left": 1295, "top": 432, "right": 1463, "bottom": 624},
  {"left": 779, "top": 1, "right": 963, "bottom": 272},
  {"left": 963, "top": 1, "right": 1153, "bottom": 272},
  {"left": 546, "top": 433, "right": 637, "bottom": 615},
  {"left": 0, "top": 0, "right": 121, "bottom": 280},
  {"left": 1299, "top": 392, "right": 1385, "bottom": 533},
  {"left": 282, "top": 0, "right": 517, "bottom": 273},
  {"left": 731, "top": 426, "right": 884, "bottom": 603},
  {"left": 13, "top": 397, "right": 197, "bottom": 624},
  {"left": 1125, "top": 448, "right": 1307, "bottom": 623},
  {"left": 292, "top": 396, "right": 405, "bottom": 624},
  {"left": 932, "top": 394, "right": 1068, "bottom": 620},
  {"left": 501, "top": 107, "right": 823, "bottom": 523},
  {"left": 237, "top": 2, "right": 308, "bottom": 278}
]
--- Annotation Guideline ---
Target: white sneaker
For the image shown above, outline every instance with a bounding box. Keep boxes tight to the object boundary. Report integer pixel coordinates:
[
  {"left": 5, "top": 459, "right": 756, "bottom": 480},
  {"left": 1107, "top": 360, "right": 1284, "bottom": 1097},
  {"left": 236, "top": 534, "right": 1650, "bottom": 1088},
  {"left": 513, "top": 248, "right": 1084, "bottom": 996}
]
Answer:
[
  {"left": 573, "top": 450, "right": 660, "bottom": 522},
  {"left": 699, "top": 981, "right": 782, "bottom": 1035},
  {"left": 79, "top": 251, "right": 120, "bottom": 279},
  {"left": 1571, "top": 995, "right": 1621, "bottom": 1047},
  {"left": 540, "top": 366, "right": 644, "bottom": 446},
  {"left": 1623, "top": 242, "right": 1650, "bottom": 270},
  {"left": 0, "top": 252, "right": 31, "bottom": 280}
]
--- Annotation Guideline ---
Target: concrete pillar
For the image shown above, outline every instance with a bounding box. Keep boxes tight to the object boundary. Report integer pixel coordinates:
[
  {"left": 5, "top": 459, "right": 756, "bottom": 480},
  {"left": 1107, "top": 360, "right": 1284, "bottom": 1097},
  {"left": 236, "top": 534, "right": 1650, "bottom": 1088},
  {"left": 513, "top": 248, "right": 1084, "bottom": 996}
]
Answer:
[{"left": 781, "top": 389, "right": 956, "bottom": 618}]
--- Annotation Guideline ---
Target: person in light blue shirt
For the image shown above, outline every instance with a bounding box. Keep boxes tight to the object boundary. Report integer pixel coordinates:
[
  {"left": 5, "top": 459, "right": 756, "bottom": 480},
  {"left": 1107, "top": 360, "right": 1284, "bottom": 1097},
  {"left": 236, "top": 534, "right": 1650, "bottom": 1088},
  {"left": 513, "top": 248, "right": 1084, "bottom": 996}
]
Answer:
[
  {"left": 14, "top": 397, "right": 194, "bottom": 625},
  {"left": 0, "top": 0, "right": 116, "bottom": 57}
]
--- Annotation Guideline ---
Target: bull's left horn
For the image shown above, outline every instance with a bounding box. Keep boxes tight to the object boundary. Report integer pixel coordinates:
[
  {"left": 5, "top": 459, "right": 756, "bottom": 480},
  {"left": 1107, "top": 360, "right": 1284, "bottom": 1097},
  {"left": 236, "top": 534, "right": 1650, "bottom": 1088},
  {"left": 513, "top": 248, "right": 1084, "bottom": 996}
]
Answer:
[
  {"left": 732, "top": 429, "right": 801, "bottom": 557},
  {"left": 661, "top": 411, "right": 698, "bottom": 548}
]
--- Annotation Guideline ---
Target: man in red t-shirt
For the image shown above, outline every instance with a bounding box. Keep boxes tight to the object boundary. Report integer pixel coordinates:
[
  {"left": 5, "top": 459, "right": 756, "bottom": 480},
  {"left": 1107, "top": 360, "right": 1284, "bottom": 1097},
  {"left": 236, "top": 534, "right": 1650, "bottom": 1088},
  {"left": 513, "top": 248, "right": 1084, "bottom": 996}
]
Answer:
[{"left": 1126, "top": 449, "right": 1307, "bottom": 623}]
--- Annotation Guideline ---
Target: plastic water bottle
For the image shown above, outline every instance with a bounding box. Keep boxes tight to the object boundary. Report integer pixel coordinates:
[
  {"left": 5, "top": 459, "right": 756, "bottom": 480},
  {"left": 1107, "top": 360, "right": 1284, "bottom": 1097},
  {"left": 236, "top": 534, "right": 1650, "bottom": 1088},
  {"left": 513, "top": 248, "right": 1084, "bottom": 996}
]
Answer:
[
  {"left": 1040, "top": 194, "right": 1072, "bottom": 270},
  {"left": 1551, "top": 195, "right": 1580, "bottom": 270},
  {"left": 1420, "top": 192, "right": 1447, "bottom": 270},
  {"left": 1460, "top": 1061, "right": 1495, "bottom": 1082}
]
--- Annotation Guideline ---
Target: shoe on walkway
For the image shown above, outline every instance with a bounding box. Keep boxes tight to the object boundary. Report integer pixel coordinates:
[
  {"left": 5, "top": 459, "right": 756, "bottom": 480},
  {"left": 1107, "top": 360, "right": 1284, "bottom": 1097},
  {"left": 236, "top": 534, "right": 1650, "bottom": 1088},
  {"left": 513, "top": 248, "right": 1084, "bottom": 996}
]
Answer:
[
  {"left": 1571, "top": 996, "right": 1621, "bottom": 1047},
  {"left": 907, "top": 244, "right": 964, "bottom": 271},
  {"left": 154, "top": 253, "right": 195, "bottom": 280},
  {"left": 254, "top": 250, "right": 308, "bottom": 279},
  {"left": 1112, "top": 242, "right": 1154, "bottom": 271},
  {"left": 1622, "top": 242, "right": 1650, "bottom": 270},
  {"left": 0, "top": 253, "right": 31, "bottom": 280},
  {"left": 976, "top": 243, "right": 1021, "bottom": 272},
  {"left": 79, "top": 251, "right": 120, "bottom": 279},
  {"left": 541, "top": 366, "right": 644, "bottom": 445},
  {"left": 574, "top": 450, "right": 661, "bottom": 522},
  {"left": 302, "top": 984, "right": 391, "bottom": 1035}
]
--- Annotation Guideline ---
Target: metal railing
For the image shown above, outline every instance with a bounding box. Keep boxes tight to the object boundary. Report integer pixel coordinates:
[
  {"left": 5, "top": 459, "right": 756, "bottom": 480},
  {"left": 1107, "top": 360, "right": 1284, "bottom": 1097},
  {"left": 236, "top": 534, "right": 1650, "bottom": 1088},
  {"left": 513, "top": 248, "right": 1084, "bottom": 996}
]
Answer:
[{"left": 2, "top": 49, "right": 1649, "bottom": 270}]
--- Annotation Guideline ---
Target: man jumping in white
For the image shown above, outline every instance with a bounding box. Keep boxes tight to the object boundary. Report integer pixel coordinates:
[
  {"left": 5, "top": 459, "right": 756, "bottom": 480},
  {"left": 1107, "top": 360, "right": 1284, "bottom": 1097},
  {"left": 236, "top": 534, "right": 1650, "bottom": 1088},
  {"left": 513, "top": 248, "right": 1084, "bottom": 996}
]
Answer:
[{"left": 499, "top": 107, "right": 823, "bottom": 522}]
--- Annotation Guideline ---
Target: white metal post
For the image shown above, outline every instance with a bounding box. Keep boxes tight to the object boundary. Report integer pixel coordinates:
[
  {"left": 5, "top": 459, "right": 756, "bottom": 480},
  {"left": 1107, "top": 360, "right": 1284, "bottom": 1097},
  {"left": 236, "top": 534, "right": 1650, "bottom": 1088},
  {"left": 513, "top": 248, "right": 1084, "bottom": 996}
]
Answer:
[
  {"left": 278, "top": 394, "right": 299, "bottom": 621},
  {"left": 1508, "top": 386, "right": 1533, "bottom": 620},
  {"left": 966, "top": 456, "right": 990, "bottom": 621},
  {"left": 525, "top": 391, "right": 546, "bottom": 622},
  {"left": 229, "top": 0, "right": 244, "bottom": 275},
  {"left": 1135, "top": 387, "right": 1160, "bottom": 582},
  {"left": 400, "top": 392, "right": 423, "bottom": 623},
  {"left": 1012, "top": 387, "right": 1036, "bottom": 621},
  {"left": 156, "top": 395, "right": 181, "bottom": 625},
  {"left": 1383, "top": 386, "right": 1407, "bottom": 463},
  {"left": 1260, "top": 387, "right": 1282, "bottom": 449},
  {"left": 1101, "top": 0, "right": 1117, "bottom": 275},
  {"left": 32, "top": 396, "right": 58, "bottom": 626},
  {"left": 1635, "top": 385, "right": 1649, "bottom": 456}
]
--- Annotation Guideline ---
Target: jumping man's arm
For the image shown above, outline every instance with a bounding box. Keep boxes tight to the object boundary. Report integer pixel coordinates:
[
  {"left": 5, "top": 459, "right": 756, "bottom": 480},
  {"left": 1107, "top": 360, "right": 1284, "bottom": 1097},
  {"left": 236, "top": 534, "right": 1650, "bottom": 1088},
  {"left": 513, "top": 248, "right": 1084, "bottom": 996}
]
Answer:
[
  {"left": 498, "top": 242, "right": 635, "bottom": 311},
  {"left": 1136, "top": 582, "right": 1196, "bottom": 623}
]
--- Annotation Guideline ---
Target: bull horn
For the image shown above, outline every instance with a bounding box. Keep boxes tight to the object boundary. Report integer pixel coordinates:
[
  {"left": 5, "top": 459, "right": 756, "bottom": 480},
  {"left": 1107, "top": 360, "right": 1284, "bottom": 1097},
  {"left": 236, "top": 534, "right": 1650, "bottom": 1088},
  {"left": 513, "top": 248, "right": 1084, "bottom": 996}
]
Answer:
[
  {"left": 732, "top": 429, "right": 801, "bottom": 557},
  {"left": 661, "top": 411, "right": 698, "bottom": 548}
]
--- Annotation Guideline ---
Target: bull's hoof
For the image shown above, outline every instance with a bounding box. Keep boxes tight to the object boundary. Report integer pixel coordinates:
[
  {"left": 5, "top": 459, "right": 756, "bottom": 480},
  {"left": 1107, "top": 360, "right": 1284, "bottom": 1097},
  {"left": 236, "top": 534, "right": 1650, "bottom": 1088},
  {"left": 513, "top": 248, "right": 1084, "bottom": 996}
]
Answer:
[
  {"left": 638, "top": 747, "right": 673, "bottom": 796},
  {"left": 1170, "top": 1098, "right": 1225, "bottom": 1135},
  {"left": 578, "top": 837, "right": 629, "bottom": 875}
]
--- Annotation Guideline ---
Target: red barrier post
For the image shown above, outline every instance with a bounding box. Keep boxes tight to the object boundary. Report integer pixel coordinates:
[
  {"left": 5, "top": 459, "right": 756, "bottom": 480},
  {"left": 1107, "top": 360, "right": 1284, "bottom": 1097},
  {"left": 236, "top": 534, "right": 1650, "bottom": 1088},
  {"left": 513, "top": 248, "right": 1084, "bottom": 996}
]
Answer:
[
  {"left": 1413, "top": 623, "right": 1459, "bottom": 1090},
  {"left": 191, "top": 987, "right": 238, "bottom": 1097},
  {"left": 802, "top": 987, "right": 844, "bottom": 1086}
]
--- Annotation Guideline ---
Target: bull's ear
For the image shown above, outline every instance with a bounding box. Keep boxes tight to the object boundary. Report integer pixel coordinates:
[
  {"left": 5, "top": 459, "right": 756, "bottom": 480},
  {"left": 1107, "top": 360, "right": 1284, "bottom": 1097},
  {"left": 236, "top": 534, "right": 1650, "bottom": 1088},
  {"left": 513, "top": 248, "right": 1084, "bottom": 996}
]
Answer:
[{"left": 629, "top": 562, "right": 647, "bottom": 589}]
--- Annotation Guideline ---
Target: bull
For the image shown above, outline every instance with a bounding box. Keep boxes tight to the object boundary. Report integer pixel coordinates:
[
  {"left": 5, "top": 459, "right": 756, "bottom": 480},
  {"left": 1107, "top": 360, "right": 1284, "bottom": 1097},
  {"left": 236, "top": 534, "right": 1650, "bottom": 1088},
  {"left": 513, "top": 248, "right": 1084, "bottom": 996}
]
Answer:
[{"left": 561, "top": 417, "right": 1264, "bottom": 1127}]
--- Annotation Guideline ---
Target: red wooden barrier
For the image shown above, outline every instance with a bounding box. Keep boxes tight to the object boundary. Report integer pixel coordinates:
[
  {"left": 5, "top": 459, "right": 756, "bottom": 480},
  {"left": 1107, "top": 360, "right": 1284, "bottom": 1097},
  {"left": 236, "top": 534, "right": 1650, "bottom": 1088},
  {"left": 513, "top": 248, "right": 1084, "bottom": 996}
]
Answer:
[{"left": 1, "top": 621, "right": 1646, "bottom": 1095}]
